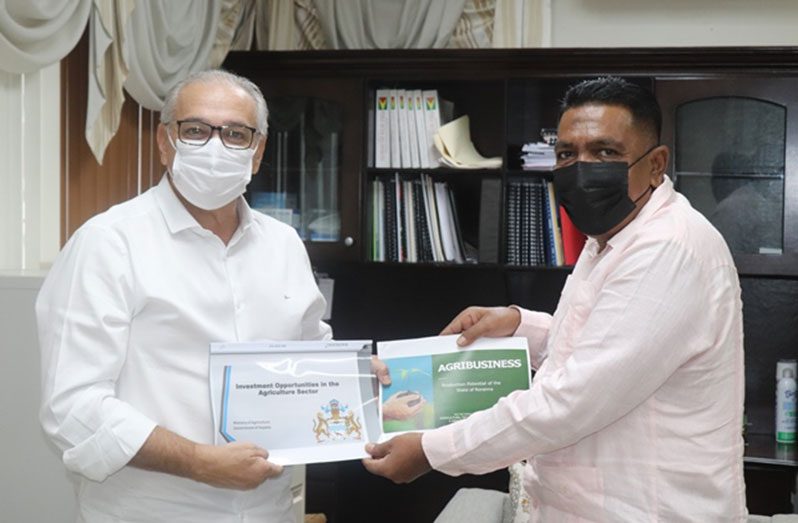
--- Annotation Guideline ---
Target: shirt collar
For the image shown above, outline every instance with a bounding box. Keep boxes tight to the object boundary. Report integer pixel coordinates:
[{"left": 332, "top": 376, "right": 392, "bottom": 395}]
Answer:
[
  {"left": 153, "top": 174, "right": 254, "bottom": 236},
  {"left": 584, "top": 176, "right": 675, "bottom": 255},
  {"left": 237, "top": 197, "right": 254, "bottom": 229}
]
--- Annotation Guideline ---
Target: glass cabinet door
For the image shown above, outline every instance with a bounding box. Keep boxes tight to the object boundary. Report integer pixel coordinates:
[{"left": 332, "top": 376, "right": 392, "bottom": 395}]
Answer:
[
  {"left": 658, "top": 78, "right": 798, "bottom": 275},
  {"left": 674, "top": 95, "right": 784, "bottom": 255},
  {"left": 252, "top": 96, "right": 342, "bottom": 242},
  {"left": 245, "top": 77, "right": 363, "bottom": 264}
]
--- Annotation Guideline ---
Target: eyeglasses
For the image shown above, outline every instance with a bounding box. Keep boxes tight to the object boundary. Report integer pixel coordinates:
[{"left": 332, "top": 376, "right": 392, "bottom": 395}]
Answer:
[{"left": 174, "top": 120, "right": 258, "bottom": 149}]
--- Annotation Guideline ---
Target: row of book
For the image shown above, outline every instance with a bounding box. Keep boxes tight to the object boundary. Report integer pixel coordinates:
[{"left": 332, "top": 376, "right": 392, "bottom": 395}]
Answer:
[
  {"left": 374, "top": 89, "right": 444, "bottom": 170},
  {"left": 505, "top": 179, "right": 585, "bottom": 266},
  {"left": 370, "top": 174, "right": 467, "bottom": 263},
  {"left": 369, "top": 173, "right": 586, "bottom": 266}
]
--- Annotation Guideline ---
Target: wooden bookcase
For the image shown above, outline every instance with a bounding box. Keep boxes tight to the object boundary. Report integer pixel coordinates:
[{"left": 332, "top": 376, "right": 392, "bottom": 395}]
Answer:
[{"left": 224, "top": 48, "right": 798, "bottom": 521}]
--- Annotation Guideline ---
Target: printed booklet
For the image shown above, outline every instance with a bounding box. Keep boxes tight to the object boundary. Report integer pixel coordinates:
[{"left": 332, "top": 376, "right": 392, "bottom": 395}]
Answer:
[
  {"left": 377, "top": 334, "right": 530, "bottom": 439},
  {"left": 209, "top": 340, "right": 379, "bottom": 466}
]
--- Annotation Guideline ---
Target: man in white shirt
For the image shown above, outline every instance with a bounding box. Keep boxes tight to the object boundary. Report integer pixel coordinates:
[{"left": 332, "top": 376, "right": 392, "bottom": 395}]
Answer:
[
  {"left": 364, "top": 77, "right": 747, "bottom": 521},
  {"left": 37, "top": 70, "right": 346, "bottom": 522}
]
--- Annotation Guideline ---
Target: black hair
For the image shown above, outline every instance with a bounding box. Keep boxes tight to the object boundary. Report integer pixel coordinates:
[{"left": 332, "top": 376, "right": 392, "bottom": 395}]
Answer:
[{"left": 559, "top": 77, "right": 662, "bottom": 143}]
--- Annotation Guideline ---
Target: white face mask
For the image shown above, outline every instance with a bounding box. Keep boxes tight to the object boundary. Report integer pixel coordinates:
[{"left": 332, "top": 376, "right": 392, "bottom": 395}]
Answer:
[{"left": 168, "top": 135, "right": 256, "bottom": 210}]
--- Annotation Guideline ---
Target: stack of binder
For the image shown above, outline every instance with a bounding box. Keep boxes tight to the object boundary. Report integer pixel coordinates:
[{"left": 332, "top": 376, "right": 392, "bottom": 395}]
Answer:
[
  {"left": 370, "top": 173, "right": 467, "bottom": 263},
  {"left": 505, "top": 179, "right": 564, "bottom": 266},
  {"left": 374, "top": 89, "right": 443, "bottom": 169}
]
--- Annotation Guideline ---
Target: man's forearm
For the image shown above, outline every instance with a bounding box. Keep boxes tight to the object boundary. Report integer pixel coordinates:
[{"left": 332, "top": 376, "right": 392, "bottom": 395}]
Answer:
[
  {"left": 129, "top": 425, "right": 198, "bottom": 480},
  {"left": 127, "top": 426, "right": 280, "bottom": 490}
]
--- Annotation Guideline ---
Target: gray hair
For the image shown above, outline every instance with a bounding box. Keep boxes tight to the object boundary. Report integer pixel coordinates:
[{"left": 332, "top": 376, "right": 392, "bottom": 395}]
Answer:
[{"left": 160, "top": 69, "right": 269, "bottom": 136}]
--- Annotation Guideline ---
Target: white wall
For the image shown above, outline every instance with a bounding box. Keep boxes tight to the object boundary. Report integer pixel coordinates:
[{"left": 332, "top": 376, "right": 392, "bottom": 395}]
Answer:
[
  {"left": 0, "top": 274, "right": 76, "bottom": 522},
  {"left": 550, "top": 0, "right": 798, "bottom": 47}
]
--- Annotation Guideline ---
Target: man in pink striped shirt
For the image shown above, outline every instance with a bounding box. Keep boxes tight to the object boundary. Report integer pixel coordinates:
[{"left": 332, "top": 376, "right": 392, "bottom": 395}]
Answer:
[{"left": 364, "top": 77, "right": 746, "bottom": 521}]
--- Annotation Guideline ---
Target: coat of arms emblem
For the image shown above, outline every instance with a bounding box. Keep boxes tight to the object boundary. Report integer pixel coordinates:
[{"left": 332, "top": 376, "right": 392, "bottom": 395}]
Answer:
[{"left": 313, "top": 399, "right": 363, "bottom": 443}]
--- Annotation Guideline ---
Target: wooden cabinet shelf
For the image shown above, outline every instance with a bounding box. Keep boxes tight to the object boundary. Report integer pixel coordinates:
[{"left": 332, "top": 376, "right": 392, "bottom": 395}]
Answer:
[{"left": 366, "top": 167, "right": 502, "bottom": 177}]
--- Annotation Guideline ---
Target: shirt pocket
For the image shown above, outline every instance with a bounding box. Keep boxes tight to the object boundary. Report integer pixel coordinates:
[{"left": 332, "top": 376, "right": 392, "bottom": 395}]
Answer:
[
  {"left": 528, "top": 460, "right": 605, "bottom": 521},
  {"left": 547, "top": 279, "right": 599, "bottom": 368}
]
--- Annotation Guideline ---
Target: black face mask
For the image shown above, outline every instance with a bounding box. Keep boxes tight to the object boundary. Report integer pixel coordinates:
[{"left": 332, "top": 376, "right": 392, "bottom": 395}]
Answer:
[{"left": 552, "top": 149, "right": 656, "bottom": 236}]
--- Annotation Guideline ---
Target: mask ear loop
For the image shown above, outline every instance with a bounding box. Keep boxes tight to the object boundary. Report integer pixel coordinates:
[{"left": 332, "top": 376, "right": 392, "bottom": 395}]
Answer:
[
  {"left": 628, "top": 144, "right": 661, "bottom": 202},
  {"left": 166, "top": 125, "right": 180, "bottom": 151},
  {"left": 628, "top": 143, "right": 660, "bottom": 169},
  {"left": 632, "top": 184, "right": 653, "bottom": 203},
  {"left": 165, "top": 127, "right": 180, "bottom": 179}
]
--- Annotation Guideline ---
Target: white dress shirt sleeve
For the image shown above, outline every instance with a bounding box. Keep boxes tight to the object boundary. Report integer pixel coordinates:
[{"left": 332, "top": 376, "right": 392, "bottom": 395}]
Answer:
[
  {"left": 37, "top": 225, "right": 157, "bottom": 482},
  {"left": 423, "top": 236, "right": 714, "bottom": 475}
]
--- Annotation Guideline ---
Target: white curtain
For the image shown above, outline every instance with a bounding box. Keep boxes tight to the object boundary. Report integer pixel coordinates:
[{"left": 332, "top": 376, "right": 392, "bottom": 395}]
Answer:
[
  {"left": 208, "top": 0, "right": 251, "bottom": 68},
  {"left": 267, "top": 0, "right": 299, "bottom": 50},
  {"left": 252, "top": 0, "right": 550, "bottom": 51},
  {"left": 449, "top": 0, "right": 496, "bottom": 49},
  {"left": 312, "top": 0, "right": 467, "bottom": 49},
  {"left": 122, "top": 0, "right": 222, "bottom": 111},
  {"left": 492, "top": 0, "right": 550, "bottom": 48},
  {"left": 294, "top": 0, "right": 325, "bottom": 50},
  {"left": 230, "top": 0, "right": 257, "bottom": 51},
  {"left": 233, "top": 0, "right": 306, "bottom": 52},
  {"left": 86, "top": 0, "right": 136, "bottom": 164},
  {"left": 266, "top": 0, "right": 496, "bottom": 51},
  {"left": 87, "top": 0, "right": 235, "bottom": 162},
  {"left": 0, "top": 0, "right": 91, "bottom": 73}
]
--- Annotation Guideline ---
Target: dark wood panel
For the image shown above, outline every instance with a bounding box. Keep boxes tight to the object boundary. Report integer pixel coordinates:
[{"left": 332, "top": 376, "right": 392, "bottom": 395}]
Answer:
[
  {"left": 326, "top": 262, "right": 511, "bottom": 341},
  {"left": 745, "top": 464, "right": 796, "bottom": 516},
  {"left": 140, "top": 107, "right": 162, "bottom": 192},
  {"left": 224, "top": 48, "right": 798, "bottom": 79}
]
